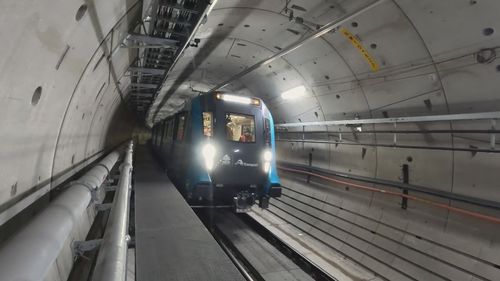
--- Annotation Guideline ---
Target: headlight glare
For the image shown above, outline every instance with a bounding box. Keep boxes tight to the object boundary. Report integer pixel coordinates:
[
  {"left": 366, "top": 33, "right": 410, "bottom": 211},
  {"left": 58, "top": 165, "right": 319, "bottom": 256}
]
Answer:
[
  {"left": 202, "top": 143, "right": 216, "bottom": 170},
  {"left": 263, "top": 150, "right": 273, "bottom": 162}
]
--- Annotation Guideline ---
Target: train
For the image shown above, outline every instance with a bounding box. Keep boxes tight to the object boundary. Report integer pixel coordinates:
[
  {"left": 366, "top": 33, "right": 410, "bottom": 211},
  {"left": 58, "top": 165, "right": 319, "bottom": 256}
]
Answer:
[{"left": 151, "top": 92, "right": 281, "bottom": 211}]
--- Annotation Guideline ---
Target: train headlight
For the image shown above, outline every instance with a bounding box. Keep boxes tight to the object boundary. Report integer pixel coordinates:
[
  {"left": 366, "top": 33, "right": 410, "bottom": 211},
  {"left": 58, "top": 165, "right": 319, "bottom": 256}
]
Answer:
[
  {"left": 202, "top": 143, "right": 216, "bottom": 171},
  {"left": 263, "top": 150, "right": 272, "bottom": 162},
  {"left": 263, "top": 150, "right": 272, "bottom": 173}
]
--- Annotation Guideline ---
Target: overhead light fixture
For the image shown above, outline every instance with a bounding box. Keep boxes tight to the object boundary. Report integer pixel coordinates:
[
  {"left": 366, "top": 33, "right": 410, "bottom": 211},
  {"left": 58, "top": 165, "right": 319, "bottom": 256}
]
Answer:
[
  {"left": 216, "top": 93, "right": 261, "bottom": 106},
  {"left": 281, "top": 85, "right": 306, "bottom": 100}
]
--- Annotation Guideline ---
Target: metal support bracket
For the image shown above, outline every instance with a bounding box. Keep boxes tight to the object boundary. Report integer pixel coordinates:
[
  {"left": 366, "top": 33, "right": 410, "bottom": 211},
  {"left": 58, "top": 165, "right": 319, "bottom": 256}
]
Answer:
[
  {"left": 95, "top": 203, "right": 113, "bottom": 211},
  {"left": 73, "top": 239, "right": 102, "bottom": 257},
  {"left": 122, "top": 33, "right": 179, "bottom": 49},
  {"left": 71, "top": 180, "right": 99, "bottom": 203},
  {"left": 104, "top": 185, "right": 117, "bottom": 192}
]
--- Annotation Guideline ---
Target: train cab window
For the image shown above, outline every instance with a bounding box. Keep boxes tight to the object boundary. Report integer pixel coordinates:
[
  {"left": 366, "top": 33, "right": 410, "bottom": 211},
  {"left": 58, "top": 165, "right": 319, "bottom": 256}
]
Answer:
[
  {"left": 203, "top": 112, "right": 213, "bottom": 137},
  {"left": 225, "top": 113, "right": 255, "bottom": 143},
  {"left": 176, "top": 115, "right": 186, "bottom": 141}
]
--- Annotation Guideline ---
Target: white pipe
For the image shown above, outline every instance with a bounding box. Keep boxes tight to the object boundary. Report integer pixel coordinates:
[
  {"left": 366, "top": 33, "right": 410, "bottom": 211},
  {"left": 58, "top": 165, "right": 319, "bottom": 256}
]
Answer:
[
  {"left": 0, "top": 149, "right": 120, "bottom": 281},
  {"left": 92, "top": 141, "right": 134, "bottom": 281}
]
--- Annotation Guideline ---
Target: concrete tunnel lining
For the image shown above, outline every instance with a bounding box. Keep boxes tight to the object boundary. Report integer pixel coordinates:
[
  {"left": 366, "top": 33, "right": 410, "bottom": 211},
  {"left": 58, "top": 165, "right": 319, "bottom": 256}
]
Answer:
[{"left": 0, "top": 0, "right": 500, "bottom": 280}]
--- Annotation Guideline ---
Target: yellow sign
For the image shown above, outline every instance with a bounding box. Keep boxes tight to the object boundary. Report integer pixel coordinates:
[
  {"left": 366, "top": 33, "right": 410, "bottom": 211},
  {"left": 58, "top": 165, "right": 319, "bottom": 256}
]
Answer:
[{"left": 340, "top": 27, "right": 379, "bottom": 72}]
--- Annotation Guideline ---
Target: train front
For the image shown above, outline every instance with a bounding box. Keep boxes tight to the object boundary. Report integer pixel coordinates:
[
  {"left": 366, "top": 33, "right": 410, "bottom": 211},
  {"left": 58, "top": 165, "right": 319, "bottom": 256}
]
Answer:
[{"left": 198, "top": 93, "right": 281, "bottom": 211}]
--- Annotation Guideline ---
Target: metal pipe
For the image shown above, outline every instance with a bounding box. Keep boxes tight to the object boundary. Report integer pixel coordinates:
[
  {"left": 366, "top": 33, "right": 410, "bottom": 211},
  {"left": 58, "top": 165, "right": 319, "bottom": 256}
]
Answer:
[
  {"left": 276, "top": 111, "right": 500, "bottom": 128},
  {"left": 0, "top": 150, "right": 120, "bottom": 281},
  {"left": 276, "top": 138, "right": 500, "bottom": 154},
  {"left": 92, "top": 141, "right": 134, "bottom": 281},
  {"left": 208, "top": 0, "right": 385, "bottom": 92}
]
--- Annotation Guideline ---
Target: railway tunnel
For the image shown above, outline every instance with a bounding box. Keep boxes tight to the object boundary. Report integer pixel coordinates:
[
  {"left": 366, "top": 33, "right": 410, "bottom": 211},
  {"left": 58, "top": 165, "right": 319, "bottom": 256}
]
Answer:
[{"left": 1, "top": 0, "right": 499, "bottom": 280}]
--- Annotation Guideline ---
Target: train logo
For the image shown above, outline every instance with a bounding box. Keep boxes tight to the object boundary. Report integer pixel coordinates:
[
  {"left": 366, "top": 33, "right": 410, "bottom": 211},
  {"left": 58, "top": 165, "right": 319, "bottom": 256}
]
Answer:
[
  {"left": 221, "top": 154, "right": 231, "bottom": 165},
  {"left": 234, "top": 159, "right": 258, "bottom": 167}
]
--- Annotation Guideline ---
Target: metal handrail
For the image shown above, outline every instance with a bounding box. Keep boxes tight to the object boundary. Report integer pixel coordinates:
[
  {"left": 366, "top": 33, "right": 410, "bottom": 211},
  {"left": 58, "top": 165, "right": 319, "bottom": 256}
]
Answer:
[{"left": 92, "top": 141, "right": 134, "bottom": 281}]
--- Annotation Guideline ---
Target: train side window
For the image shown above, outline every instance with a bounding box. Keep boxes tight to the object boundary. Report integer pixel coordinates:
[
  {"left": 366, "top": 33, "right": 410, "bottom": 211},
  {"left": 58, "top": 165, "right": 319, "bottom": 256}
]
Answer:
[
  {"left": 176, "top": 114, "right": 186, "bottom": 141},
  {"left": 167, "top": 120, "right": 174, "bottom": 139},
  {"left": 264, "top": 118, "right": 271, "bottom": 146},
  {"left": 225, "top": 113, "right": 255, "bottom": 143},
  {"left": 163, "top": 122, "right": 169, "bottom": 143},
  {"left": 203, "top": 112, "right": 213, "bottom": 137}
]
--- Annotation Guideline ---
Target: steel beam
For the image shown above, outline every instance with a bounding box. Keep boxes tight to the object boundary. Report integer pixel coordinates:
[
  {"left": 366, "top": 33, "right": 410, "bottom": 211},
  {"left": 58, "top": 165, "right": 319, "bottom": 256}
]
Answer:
[
  {"left": 123, "top": 33, "right": 179, "bottom": 48},
  {"left": 276, "top": 111, "right": 500, "bottom": 128},
  {"left": 129, "top": 67, "right": 165, "bottom": 75},
  {"left": 156, "top": 18, "right": 192, "bottom": 27},
  {"left": 130, "top": 83, "right": 158, "bottom": 89},
  {"left": 127, "top": 33, "right": 179, "bottom": 45},
  {"left": 159, "top": 2, "right": 199, "bottom": 14},
  {"left": 130, "top": 93, "right": 156, "bottom": 98}
]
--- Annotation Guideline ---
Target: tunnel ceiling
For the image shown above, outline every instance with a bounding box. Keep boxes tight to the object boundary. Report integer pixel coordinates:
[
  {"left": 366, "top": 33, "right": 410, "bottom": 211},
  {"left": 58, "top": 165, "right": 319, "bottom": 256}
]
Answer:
[{"left": 141, "top": 0, "right": 500, "bottom": 128}]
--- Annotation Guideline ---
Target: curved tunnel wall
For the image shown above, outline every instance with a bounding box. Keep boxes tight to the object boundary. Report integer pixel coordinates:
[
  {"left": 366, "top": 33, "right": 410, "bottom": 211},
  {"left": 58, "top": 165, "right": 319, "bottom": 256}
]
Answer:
[
  {"left": 0, "top": 0, "right": 499, "bottom": 279},
  {"left": 0, "top": 0, "right": 138, "bottom": 224},
  {"left": 145, "top": 0, "right": 500, "bottom": 278}
]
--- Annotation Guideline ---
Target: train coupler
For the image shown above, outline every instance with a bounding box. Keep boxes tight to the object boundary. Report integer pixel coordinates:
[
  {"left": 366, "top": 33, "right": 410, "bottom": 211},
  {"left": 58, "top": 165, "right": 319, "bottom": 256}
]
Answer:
[{"left": 233, "top": 191, "right": 255, "bottom": 213}]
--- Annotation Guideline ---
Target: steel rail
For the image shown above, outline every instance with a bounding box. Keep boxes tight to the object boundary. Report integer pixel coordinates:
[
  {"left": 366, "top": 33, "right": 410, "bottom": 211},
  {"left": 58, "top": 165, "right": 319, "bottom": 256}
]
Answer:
[
  {"left": 279, "top": 186, "right": 500, "bottom": 269},
  {"left": 92, "top": 141, "right": 134, "bottom": 281},
  {"left": 208, "top": 0, "right": 385, "bottom": 92},
  {"left": 263, "top": 206, "right": 393, "bottom": 281},
  {"left": 217, "top": 233, "right": 256, "bottom": 281},
  {"left": 0, "top": 148, "right": 121, "bottom": 281},
  {"left": 271, "top": 198, "right": 453, "bottom": 281},
  {"left": 240, "top": 213, "right": 339, "bottom": 281}
]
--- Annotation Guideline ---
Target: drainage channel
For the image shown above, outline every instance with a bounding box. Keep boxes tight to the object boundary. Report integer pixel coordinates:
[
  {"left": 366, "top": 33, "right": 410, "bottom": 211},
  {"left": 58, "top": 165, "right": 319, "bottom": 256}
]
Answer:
[{"left": 196, "top": 209, "right": 338, "bottom": 281}]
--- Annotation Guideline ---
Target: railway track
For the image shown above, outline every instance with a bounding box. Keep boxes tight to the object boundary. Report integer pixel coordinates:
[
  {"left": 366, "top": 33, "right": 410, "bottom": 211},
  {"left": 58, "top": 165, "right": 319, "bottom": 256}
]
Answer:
[
  {"left": 195, "top": 209, "right": 338, "bottom": 281},
  {"left": 263, "top": 184, "right": 499, "bottom": 281}
]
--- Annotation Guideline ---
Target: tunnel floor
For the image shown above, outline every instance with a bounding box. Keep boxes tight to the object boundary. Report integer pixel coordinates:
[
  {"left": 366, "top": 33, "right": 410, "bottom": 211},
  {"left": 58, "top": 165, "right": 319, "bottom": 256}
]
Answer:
[{"left": 133, "top": 145, "right": 244, "bottom": 281}]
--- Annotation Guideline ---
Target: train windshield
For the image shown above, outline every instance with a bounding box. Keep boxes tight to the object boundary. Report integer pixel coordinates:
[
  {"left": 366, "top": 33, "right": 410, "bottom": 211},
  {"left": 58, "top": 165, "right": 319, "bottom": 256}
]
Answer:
[{"left": 225, "top": 113, "right": 255, "bottom": 143}]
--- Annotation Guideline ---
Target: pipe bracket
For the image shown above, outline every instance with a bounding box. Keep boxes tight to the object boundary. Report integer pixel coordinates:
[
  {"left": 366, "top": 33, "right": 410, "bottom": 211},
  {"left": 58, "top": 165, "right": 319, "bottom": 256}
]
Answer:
[
  {"left": 71, "top": 180, "right": 99, "bottom": 203},
  {"left": 73, "top": 239, "right": 102, "bottom": 257}
]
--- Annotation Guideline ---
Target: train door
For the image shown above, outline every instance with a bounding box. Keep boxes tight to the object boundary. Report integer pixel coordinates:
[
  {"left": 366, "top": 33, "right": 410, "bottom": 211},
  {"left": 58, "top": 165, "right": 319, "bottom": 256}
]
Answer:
[{"left": 213, "top": 100, "right": 267, "bottom": 189}]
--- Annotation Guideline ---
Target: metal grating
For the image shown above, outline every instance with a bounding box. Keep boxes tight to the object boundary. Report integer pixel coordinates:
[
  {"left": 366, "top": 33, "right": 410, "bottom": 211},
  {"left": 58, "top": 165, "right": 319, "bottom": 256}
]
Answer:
[{"left": 123, "top": 0, "right": 208, "bottom": 118}]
